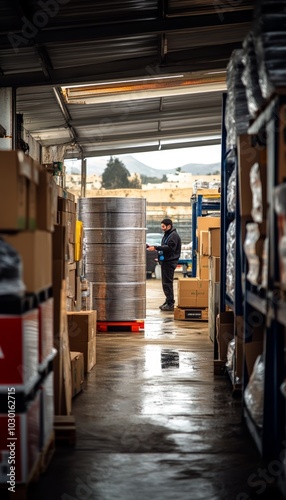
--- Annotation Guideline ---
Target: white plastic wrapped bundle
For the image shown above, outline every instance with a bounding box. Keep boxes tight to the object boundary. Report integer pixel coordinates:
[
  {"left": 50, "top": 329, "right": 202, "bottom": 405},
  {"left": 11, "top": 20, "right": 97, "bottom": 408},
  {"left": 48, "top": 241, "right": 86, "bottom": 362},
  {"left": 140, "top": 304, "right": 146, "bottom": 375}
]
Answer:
[
  {"left": 244, "top": 222, "right": 264, "bottom": 286},
  {"left": 244, "top": 355, "right": 265, "bottom": 428},
  {"left": 274, "top": 184, "right": 286, "bottom": 288},
  {"left": 0, "top": 238, "right": 25, "bottom": 296},
  {"left": 192, "top": 180, "right": 211, "bottom": 194},
  {"left": 225, "top": 338, "right": 235, "bottom": 372},
  {"left": 226, "top": 220, "right": 236, "bottom": 301},
  {"left": 250, "top": 162, "right": 264, "bottom": 223},
  {"left": 226, "top": 50, "right": 251, "bottom": 148},
  {"left": 227, "top": 168, "right": 236, "bottom": 213},
  {"left": 241, "top": 32, "right": 264, "bottom": 117}
]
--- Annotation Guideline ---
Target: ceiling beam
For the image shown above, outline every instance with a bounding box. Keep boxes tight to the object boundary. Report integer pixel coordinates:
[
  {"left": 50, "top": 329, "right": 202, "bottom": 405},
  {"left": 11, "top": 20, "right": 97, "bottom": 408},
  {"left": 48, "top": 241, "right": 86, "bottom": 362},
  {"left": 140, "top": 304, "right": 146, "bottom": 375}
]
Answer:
[
  {"left": 74, "top": 125, "right": 222, "bottom": 146},
  {"left": 68, "top": 107, "right": 222, "bottom": 129},
  {"left": 64, "top": 137, "right": 221, "bottom": 159},
  {"left": 0, "top": 11, "right": 253, "bottom": 48}
]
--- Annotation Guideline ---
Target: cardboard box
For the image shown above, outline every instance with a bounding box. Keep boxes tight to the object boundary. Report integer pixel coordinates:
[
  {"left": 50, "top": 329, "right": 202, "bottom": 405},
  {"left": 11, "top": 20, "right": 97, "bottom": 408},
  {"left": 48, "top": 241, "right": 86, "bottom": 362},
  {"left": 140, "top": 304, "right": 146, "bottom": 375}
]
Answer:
[
  {"left": 199, "top": 231, "right": 209, "bottom": 255},
  {"left": 36, "top": 167, "right": 56, "bottom": 232},
  {"left": 197, "top": 255, "right": 209, "bottom": 280},
  {"left": 177, "top": 278, "right": 208, "bottom": 308},
  {"left": 174, "top": 306, "right": 208, "bottom": 321},
  {"left": 209, "top": 256, "right": 220, "bottom": 282},
  {"left": 0, "top": 150, "right": 32, "bottom": 230},
  {"left": 216, "top": 311, "right": 234, "bottom": 361},
  {"left": 244, "top": 341, "right": 264, "bottom": 382},
  {"left": 27, "top": 159, "right": 39, "bottom": 230},
  {"left": 67, "top": 311, "right": 96, "bottom": 342},
  {"left": 209, "top": 227, "right": 220, "bottom": 257},
  {"left": 3, "top": 231, "right": 52, "bottom": 293},
  {"left": 70, "top": 352, "right": 84, "bottom": 397},
  {"left": 197, "top": 217, "right": 220, "bottom": 251},
  {"left": 52, "top": 224, "right": 66, "bottom": 262},
  {"left": 237, "top": 135, "right": 267, "bottom": 218},
  {"left": 69, "top": 337, "right": 96, "bottom": 373}
]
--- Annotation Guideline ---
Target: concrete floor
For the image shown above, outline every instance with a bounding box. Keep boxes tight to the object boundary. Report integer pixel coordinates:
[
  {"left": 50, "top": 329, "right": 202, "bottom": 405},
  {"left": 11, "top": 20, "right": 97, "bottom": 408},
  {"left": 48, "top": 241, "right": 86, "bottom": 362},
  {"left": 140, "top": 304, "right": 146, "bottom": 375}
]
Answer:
[{"left": 30, "top": 278, "right": 283, "bottom": 500}]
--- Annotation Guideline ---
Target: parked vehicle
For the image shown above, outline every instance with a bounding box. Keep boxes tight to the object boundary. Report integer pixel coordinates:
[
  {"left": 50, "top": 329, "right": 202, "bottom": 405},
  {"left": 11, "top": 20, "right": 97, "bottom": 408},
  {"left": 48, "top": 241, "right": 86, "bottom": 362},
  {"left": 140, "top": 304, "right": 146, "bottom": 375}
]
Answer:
[{"left": 146, "top": 233, "right": 161, "bottom": 278}]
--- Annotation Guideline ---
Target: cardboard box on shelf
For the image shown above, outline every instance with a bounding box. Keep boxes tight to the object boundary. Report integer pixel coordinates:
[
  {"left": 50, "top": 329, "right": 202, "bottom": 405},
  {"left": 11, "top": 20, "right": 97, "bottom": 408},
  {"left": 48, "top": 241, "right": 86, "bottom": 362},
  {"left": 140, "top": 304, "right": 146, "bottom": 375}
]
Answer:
[
  {"left": 27, "top": 159, "right": 39, "bottom": 230},
  {"left": 36, "top": 167, "right": 57, "bottom": 232},
  {"left": 199, "top": 231, "right": 209, "bottom": 255},
  {"left": 237, "top": 135, "right": 267, "bottom": 218},
  {"left": 177, "top": 278, "right": 208, "bottom": 308},
  {"left": 197, "top": 255, "right": 209, "bottom": 280},
  {"left": 70, "top": 352, "right": 84, "bottom": 398},
  {"left": 67, "top": 310, "right": 96, "bottom": 342},
  {"left": 209, "top": 256, "right": 220, "bottom": 282},
  {"left": 208, "top": 227, "right": 220, "bottom": 257},
  {"left": 197, "top": 217, "right": 220, "bottom": 251},
  {"left": 2, "top": 231, "right": 52, "bottom": 293},
  {"left": 69, "top": 337, "right": 96, "bottom": 373},
  {"left": 0, "top": 150, "right": 32, "bottom": 230}
]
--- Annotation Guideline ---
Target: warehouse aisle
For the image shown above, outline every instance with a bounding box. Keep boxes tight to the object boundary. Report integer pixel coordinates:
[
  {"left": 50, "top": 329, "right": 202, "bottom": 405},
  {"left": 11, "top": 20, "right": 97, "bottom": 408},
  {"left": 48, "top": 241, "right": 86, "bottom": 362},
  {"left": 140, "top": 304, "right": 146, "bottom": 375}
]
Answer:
[{"left": 29, "top": 279, "right": 283, "bottom": 500}]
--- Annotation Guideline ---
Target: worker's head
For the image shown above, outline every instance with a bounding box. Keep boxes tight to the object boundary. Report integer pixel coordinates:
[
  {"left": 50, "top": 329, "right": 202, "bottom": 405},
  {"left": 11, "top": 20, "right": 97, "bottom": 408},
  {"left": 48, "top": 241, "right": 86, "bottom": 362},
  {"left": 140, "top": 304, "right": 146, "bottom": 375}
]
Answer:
[{"left": 161, "top": 218, "right": 173, "bottom": 232}]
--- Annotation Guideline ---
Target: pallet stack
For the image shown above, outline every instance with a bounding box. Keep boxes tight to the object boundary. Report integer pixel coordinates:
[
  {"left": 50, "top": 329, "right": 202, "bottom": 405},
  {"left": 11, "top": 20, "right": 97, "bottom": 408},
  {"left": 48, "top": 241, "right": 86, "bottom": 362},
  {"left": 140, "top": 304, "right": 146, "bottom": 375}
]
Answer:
[
  {"left": 0, "top": 151, "right": 56, "bottom": 493},
  {"left": 174, "top": 215, "right": 220, "bottom": 322}
]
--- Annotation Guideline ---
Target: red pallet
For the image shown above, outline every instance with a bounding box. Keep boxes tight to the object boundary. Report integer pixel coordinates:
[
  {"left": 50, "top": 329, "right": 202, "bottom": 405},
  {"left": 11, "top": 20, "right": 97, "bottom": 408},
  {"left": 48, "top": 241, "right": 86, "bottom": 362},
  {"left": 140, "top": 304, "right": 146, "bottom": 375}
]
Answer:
[{"left": 97, "top": 320, "right": 145, "bottom": 332}]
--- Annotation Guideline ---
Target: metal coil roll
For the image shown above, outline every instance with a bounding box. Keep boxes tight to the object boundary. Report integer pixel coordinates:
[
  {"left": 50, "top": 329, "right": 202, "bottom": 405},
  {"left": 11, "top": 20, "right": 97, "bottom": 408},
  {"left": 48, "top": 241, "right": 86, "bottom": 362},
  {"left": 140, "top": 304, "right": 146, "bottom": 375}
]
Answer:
[{"left": 78, "top": 197, "right": 146, "bottom": 321}]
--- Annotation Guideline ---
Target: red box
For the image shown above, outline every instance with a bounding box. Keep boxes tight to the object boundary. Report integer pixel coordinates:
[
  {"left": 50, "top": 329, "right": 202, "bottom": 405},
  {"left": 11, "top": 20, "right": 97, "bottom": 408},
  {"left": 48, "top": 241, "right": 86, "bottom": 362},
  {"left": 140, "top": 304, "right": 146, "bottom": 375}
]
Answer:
[
  {"left": 38, "top": 297, "right": 54, "bottom": 365},
  {"left": 0, "top": 309, "right": 39, "bottom": 389},
  {"left": 0, "top": 391, "right": 41, "bottom": 484}
]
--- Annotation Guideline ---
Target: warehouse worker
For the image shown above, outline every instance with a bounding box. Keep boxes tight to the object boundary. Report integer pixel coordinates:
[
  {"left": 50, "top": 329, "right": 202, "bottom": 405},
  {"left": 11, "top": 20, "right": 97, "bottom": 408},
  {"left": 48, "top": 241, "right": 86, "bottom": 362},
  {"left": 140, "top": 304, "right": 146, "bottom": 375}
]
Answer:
[{"left": 147, "top": 218, "right": 181, "bottom": 311}]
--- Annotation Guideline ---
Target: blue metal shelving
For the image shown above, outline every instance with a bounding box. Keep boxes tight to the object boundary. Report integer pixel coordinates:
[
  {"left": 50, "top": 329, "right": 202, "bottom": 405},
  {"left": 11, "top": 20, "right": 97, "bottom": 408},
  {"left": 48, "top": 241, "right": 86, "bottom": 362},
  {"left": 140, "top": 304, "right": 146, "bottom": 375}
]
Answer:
[{"left": 190, "top": 194, "right": 220, "bottom": 278}]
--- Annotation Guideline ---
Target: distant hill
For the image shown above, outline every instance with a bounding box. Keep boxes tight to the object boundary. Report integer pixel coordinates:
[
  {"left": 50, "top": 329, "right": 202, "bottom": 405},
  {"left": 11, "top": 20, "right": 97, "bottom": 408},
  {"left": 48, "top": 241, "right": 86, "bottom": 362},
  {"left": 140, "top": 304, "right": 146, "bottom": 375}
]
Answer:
[{"left": 65, "top": 155, "right": 220, "bottom": 178}]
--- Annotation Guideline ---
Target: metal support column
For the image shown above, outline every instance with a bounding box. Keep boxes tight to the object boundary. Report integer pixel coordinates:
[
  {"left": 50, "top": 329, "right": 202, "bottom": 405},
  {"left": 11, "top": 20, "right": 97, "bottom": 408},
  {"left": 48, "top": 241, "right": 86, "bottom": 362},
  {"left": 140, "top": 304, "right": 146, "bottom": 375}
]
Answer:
[
  {"left": 0, "top": 87, "right": 15, "bottom": 150},
  {"left": 81, "top": 157, "right": 87, "bottom": 198}
]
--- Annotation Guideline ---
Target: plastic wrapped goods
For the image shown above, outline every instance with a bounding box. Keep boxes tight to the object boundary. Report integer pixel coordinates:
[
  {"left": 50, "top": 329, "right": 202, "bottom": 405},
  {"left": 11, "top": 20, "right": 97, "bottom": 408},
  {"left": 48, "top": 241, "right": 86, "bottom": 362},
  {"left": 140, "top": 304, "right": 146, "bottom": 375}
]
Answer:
[
  {"left": 252, "top": 1, "right": 286, "bottom": 98},
  {"left": 250, "top": 162, "right": 264, "bottom": 223},
  {"left": 227, "top": 167, "right": 236, "bottom": 213},
  {"left": 244, "top": 223, "right": 265, "bottom": 286},
  {"left": 244, "top": 355, "right": 265, "bottom": 428},
  {"left": 274, "top": 183, "right": 286, "bottom": 287},
  {"left": 242, "top": 32, "right": 264, "bottom": 117},
  {"left": 226, "top": 50, "right": 251, "bottom": 148},
  {"left": 226, "top": 220, "right": 236, "bottom": 301},
  {"left": 0, "top": 238, "right": 25, "bottom": 296},
  {"left": 225, "top": 338, "right": 235, "bottom": 372}
]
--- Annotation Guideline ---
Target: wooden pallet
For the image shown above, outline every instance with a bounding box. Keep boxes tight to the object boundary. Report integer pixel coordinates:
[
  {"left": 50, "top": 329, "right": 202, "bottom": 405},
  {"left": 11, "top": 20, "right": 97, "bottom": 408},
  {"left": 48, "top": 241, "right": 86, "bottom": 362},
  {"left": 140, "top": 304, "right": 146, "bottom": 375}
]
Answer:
[
  {"left": 97, "top": 320, "right": 145, "bottom": 332},
  {"left": 54, "top": 415, "right": 76, "bottom": 446}
]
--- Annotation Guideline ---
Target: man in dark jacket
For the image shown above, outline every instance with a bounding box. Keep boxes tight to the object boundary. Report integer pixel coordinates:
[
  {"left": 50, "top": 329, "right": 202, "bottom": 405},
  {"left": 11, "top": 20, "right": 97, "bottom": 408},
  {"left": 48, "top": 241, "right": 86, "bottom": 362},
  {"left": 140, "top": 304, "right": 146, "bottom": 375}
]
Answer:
[{"left": 147, "top": 218, "right": 181, "bottom": 311}]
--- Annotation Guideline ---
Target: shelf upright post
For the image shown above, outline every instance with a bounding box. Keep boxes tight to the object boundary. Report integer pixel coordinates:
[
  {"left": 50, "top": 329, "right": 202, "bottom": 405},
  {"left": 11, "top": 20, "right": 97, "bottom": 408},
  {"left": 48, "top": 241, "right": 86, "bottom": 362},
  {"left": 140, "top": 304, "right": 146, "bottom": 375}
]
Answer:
[
  {"left": 220, "top": 93, "right": 227, "bottom": 313},
  {"left": 191, "top": 197, "right": 197, "bottom": 277}
]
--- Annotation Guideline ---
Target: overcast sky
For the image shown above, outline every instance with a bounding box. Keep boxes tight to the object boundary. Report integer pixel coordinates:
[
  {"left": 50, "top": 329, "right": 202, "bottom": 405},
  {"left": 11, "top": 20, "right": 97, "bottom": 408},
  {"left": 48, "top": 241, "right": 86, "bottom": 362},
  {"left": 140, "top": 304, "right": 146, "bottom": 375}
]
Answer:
[{"left": 132, "top": 144, "right": 221, "bottom": 169}]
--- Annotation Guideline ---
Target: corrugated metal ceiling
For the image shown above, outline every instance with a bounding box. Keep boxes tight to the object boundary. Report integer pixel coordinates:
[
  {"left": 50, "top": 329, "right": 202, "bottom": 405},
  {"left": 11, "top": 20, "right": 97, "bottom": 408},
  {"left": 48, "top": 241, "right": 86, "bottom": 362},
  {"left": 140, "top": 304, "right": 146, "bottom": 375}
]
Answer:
[{"left": 0, "top": 0, "right": 255, "bottom": 158}]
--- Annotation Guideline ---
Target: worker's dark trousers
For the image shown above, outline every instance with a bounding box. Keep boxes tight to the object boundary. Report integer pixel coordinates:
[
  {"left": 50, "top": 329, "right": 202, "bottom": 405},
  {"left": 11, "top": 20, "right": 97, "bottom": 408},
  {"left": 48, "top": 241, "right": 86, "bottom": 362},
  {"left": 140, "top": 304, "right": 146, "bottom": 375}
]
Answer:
[{"left": 161, "top": 261, "right": 177, "bottom": 305}]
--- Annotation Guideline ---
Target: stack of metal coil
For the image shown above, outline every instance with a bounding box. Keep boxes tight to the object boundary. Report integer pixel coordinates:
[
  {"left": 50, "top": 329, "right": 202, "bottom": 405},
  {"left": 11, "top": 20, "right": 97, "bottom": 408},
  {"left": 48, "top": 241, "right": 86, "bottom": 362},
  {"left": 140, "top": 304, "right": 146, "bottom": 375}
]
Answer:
[{"left": 78, "top": 197, "right": 146, "bottom": 321}]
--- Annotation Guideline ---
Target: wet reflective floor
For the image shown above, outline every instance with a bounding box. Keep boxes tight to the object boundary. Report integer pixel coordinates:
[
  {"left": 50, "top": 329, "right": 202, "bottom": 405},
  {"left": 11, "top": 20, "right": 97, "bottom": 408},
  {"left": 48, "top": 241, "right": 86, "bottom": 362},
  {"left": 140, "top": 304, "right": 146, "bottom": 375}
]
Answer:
[{"left": 30, "top": 279, "right": 283, "bottom": 500}]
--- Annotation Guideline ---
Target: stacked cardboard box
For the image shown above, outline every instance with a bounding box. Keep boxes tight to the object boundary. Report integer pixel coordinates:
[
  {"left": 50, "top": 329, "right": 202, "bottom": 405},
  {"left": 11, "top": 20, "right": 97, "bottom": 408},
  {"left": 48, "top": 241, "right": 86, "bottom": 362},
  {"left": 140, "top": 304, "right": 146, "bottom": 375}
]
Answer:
[
  {"left": 175, "top": 277, "right": 209, "bottom": 321},
  {"left": 0, "top": 151, "right": 58, "bottom": 484},
  {"left": 67, "top": 311, "right": 97, "bottom": 373}
]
